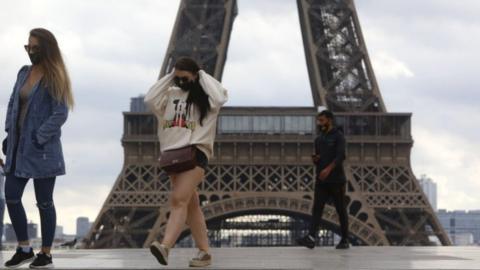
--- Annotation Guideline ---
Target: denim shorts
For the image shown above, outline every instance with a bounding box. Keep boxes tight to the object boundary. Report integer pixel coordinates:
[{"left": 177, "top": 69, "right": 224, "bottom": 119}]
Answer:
[{"left": 195, "top": 148, "right": 208, "bottom": 171}]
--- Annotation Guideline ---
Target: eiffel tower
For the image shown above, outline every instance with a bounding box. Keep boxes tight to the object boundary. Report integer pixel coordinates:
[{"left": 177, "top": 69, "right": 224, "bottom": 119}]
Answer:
[{"left": 84, "top": 0, "right": 450, "bottom": 248}]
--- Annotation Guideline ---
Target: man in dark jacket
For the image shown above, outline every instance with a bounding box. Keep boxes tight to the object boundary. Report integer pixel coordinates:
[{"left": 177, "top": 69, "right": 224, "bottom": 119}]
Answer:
[{"left": 297, "top": 110, "right": 350, "bottom": 249}]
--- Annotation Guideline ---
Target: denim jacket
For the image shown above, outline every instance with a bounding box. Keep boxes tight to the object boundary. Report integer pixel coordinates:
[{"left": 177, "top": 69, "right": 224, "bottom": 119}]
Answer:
[{"left": 4, "top": 65, "right": 68, "bottom": 178}]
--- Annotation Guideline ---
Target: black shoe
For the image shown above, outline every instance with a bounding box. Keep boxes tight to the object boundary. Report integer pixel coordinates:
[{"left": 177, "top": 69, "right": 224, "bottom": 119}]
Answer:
[
  {"left": 296, "top": 235, "right": 315, "bottom": 249},
  {"left": 29, "top": 252, "right": 53, "bottom": 269},
  {"left": 335, "top": 239, "right": 350, "bottom": 249},
  {"left": 4, "top": 247, "right": 35, "bottom": 268}
]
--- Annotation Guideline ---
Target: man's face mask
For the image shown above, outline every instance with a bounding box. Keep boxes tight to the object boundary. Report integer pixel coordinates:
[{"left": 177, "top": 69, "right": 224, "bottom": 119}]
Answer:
[
  {"left": 317, "top": 117, "right": 329, "bottom": 131},
  {"left": 174, "top": 76, "right": 196, "bottom": 92}
]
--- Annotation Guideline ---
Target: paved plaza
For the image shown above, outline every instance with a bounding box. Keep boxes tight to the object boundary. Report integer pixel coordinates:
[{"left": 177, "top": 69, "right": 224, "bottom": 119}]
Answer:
[{"left": 1, "top": 246, "right": 479, "bottom": 269}]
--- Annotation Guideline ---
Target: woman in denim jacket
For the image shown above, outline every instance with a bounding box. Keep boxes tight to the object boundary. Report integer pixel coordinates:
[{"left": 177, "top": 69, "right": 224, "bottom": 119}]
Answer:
[{"left": 3, "top": 28, "right": 74, "bottom": 269}]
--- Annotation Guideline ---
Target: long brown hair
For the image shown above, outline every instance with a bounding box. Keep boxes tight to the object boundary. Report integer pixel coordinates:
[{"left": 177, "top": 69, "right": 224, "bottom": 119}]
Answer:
[
  {"left": 174, "top": 57, "right": 210, "bottom": 125},
  {"left": 30, "top": 28, "right": 74, "bottom": 110}
]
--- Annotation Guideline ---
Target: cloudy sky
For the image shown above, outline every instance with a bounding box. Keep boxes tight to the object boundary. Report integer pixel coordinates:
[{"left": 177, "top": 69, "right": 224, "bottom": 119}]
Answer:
[{"left": 0, "top": 0, "right": 479, "bottom": 235}]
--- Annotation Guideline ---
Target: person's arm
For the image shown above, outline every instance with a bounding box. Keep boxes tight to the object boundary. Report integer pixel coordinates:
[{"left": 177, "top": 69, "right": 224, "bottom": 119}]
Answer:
[
  {"left": 319, "top": 132, "right": 346, "bottom": 180},
  {"left": 35, "top": 98, "right": 69, "bottom": 145},
  {"left": 327, "top": 132, "right": 346, "bottom": 170},
  {"left": 5, "top": 92, "right": 14, "bottom": 133},
  {"left": 312, "top": 137, "right": 320, "bottom": 164},
  {"left": 198, "top": 70, "right": 228, "bottom": 110},
  {"left": 144, "top": 71, "right": 175, "bottom": 115},
  {"left": 5, "top": 66, "right": 28, "bottom": 133},
  {"left": 333, "top": 132, "right": 346, "bottom": 167}
]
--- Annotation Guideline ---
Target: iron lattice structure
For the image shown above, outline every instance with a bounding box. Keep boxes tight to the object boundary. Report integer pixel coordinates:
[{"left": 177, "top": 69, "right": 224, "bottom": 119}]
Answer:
[{"left": 84, "top": 0, "right": 450, "bottom": 248}]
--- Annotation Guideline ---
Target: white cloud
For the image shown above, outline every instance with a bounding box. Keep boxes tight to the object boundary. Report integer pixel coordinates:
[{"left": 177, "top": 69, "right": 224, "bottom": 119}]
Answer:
[
  {"left": 222, "top": 2, "right": 312, "bottom": 106},
  {"left": 371, "top": 51, "right": 414, "bottom": 79}
]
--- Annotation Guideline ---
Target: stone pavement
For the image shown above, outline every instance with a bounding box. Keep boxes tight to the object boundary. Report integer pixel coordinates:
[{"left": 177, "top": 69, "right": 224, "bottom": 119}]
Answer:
[{"left": 1, "top": 246, "right": 479, "bottom": 269}]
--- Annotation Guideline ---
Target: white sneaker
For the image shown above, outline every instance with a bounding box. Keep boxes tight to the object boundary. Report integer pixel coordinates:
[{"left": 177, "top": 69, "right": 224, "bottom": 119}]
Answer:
[
  {"left": 150, "top": 241, "right": 169, "bottom": 265},
  {"left": 189, "top": 250, "right": 212, "bottom": 267}
]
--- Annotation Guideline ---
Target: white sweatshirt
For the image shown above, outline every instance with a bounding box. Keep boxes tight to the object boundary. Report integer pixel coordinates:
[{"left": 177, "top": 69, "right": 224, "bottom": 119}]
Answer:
[{"left": 144, "top": 70, "right": 228, "bottom": 160}]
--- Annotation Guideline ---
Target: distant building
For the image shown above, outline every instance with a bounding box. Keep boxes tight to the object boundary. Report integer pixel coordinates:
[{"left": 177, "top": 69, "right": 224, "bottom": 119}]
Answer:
[
  {"left": 453, "top": 233, "right": 475, "bottom": 246},
  {"left": 27, "top": 222, "right": 38, "bottom": 239},
  {"left": 437, "top": 209, "right": 480, "bottom": 245},
  {"left": 55, "top": 225, "right": 64, "bottom": 240},
  {"left": 5, "top": 222, "right": 38, "bottom": 242},
  {"left": 4, "top": 224, "right": 16, "bottom": 242},
  {"left": 130, "top": 95, "right": 146, "bottom": 112},
  {"left": 76, "top": 217, "right": 91, "bottom": 238},
  {"left": 418, "top": 175, "right": 437, "bottom": 211}
]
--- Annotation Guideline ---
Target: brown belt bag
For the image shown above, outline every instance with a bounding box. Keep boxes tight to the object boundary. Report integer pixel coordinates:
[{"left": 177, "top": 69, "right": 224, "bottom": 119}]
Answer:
[{"left": 158, "top": 145, "right": 197, "bottom": 173}]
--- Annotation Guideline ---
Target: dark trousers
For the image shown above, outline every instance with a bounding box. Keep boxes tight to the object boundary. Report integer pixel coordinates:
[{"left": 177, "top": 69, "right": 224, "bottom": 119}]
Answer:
[
  {"left": 309, "top": 182, "right": 349, "bottom": 240},
  {"left": 0, "top": 198, "right": 4, "bottom": 247},
  {"left": 5, "top": 143, "right": 57, "bottom": 247}
]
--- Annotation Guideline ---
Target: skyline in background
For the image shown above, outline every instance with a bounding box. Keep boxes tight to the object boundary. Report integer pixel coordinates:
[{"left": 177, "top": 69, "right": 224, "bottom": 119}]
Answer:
[{"left": 0, "top": 0, "right": 479, "bottom": 234}]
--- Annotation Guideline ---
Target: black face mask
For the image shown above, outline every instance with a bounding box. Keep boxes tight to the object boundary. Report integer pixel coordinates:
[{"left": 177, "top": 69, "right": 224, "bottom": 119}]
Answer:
[
  {"left": 174, "top": 76, "right": 197, "bottom": 92},
  {"left": 28, "top": 52, "right": 43, "bottom": 65},
  {"left": 318, "top": 121, "right": 330, "bottom": 132}
]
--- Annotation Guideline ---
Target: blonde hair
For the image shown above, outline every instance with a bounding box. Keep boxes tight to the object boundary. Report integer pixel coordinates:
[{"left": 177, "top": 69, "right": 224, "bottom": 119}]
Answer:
[{"left": 30, "top": 28, "right": 74, "bottom": 110}]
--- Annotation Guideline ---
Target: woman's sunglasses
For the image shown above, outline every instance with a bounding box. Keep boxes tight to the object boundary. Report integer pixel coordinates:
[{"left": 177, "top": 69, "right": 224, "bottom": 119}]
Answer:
[
  {"left": 174, "top": 76, "right": 190, "bottom": 86},
  {"left": 24, "top": 45, "right": 41, "bottom": 53}
]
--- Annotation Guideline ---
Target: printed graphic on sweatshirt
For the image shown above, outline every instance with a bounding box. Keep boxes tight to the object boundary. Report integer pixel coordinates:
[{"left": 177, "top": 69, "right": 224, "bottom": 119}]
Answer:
[{"left": 162, "top": 99, "right": 196, "bottom": 131}]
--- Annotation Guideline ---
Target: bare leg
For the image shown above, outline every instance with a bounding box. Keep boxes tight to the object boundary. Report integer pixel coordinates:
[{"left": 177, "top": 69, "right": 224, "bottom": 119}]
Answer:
[
  {"left": 186, "top": 190, "right": 209, "bottom": 252},
  {"left": 161, "top": 167, "right": 204, "bottom": 248}
]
